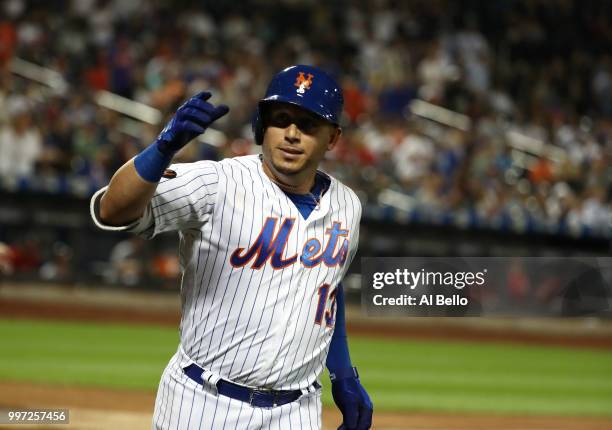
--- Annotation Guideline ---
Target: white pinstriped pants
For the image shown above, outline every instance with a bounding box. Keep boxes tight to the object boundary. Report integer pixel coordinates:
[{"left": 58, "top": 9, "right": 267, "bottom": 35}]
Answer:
[{"left": 152, "top": 350, "right": 322, "bottom": 430}]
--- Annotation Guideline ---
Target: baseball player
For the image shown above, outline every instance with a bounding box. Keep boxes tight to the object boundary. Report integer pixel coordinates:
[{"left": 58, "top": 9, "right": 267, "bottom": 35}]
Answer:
[{"left": 90, "top": 65, "right": 373, "bottom": 430}]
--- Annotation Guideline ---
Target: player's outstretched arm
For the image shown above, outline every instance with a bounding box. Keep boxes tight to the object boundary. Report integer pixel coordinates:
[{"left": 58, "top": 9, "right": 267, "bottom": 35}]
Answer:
[
  {"left": 327, "top": 284, "right": 373, "bottom": 430},
  {"left": 99, "top": 92, "right": 229, "bottom": 226},
  {"left": 99, "top": 160, "right": 157, "bottom": 225}
]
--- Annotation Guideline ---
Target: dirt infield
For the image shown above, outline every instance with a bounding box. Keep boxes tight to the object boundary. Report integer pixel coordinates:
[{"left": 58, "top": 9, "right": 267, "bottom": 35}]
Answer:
[
  {"left": 1, "top": 283, "right": 612, "bottom": 429},
  {"left": 2, "top": 381, "right": 612, "bottom": 430}
]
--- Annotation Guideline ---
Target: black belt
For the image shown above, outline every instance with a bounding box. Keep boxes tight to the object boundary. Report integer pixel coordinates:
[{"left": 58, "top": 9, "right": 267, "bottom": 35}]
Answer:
[{"left": 183, "top": 364, "right": 319, "bottom": 408}]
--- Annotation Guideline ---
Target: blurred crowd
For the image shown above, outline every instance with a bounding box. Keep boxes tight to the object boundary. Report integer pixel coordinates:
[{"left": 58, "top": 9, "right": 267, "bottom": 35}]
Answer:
[
  {"left": 0, "top": 0, "right": 611, "bottom": 238},
  {"left": 0, "top": 233, "right": 179, "bottom": 287}
]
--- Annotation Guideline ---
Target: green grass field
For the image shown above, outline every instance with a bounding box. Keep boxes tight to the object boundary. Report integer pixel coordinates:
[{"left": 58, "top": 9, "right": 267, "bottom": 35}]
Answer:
[{"left": 1, "top": 318, "right": 611, "bottom": 416}]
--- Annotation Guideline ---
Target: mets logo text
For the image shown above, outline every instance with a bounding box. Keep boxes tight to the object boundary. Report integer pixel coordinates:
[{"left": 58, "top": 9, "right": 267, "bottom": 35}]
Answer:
[
  {"left": 230, "top": 217, "right": 349, "bottom": 270},
  {"left": 294, "top": 72, "right": 314, "bottom": 94}
]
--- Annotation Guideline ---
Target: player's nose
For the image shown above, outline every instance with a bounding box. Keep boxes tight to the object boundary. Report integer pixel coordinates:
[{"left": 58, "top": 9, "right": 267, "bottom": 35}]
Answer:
[{"left": 284, "top": 123, "right": 301, "bottom": 144}]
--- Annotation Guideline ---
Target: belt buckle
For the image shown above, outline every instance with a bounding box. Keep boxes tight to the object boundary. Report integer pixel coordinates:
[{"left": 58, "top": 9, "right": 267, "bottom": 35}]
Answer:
[{"left": 249, "top": 388, "right": 277, "bottom": 408}]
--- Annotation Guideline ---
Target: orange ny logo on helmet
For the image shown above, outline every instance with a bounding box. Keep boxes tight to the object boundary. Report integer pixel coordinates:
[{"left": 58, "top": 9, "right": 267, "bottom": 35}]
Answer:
[{"left": 294, "top": 72, "right": 314, "bottom": 94}]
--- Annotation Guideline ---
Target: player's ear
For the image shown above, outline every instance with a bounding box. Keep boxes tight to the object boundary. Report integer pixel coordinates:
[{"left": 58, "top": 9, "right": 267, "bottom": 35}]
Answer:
[{"left": 326, "top": 127, "right": 341, "bottom": 151}]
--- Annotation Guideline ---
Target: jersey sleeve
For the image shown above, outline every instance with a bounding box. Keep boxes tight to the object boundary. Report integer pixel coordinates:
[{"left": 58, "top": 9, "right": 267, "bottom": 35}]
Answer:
[
  {"left": 90, "top": 160, "right": 219, "bottom": 239},
  {"left": 147, "top": 161, "right": 219, "bottom": 237}
]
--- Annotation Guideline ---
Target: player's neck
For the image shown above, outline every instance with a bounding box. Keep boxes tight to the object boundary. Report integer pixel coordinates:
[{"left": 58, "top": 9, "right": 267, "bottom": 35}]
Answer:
[{"left": 261, "top": 157, "right": 315, "bottom": 194}]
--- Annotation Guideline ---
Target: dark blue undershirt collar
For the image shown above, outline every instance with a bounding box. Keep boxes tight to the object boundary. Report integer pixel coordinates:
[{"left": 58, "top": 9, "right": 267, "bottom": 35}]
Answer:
[{"left": 283, "top": 172, "right": 331, "bottom": 220}]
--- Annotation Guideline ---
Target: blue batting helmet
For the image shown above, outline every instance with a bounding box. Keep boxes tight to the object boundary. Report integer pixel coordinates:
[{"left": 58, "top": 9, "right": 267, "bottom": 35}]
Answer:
[{"left": 252, "top": 65, "right": 344, "bottom": 145}]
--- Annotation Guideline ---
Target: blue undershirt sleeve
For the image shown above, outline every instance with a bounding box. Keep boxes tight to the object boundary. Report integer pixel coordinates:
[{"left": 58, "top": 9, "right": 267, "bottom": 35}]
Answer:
[{"left": 326, "top": 283, "right": 353, "bottom": 373}]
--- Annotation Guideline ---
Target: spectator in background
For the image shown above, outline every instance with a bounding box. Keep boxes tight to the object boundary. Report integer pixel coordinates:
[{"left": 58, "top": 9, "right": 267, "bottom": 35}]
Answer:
[
  {"left": 0, "top": 17, "right": 17, "bottom": 65},
  {"left": 580, "top": 187, "right": 611, "bottom": 229},
  {"left": 417, "top": 39, "right": 459, "bottom": 103},
  {"left": 39, "top": 242, "right": 74, "bottom": 282},
  {"left": 393, "top": 126, "right": 435, "bottom": 189},
  {"left": 5, "top": 235, "right": 41, "bottom": 274},
  {"left": 0, "top": 241, "right": 14, "bottom": 275},
  {"left": 106, "top": 236, "right": 147, "bottom": 286},
  {"left": 39, "top": 114, "right": 74, "bottom": 175},
  {"left": 592, "top": 55, "right": 612, "bottom": 118},
  {"left": 109, "top": 36, "right": 135, "bottom": 99},
  {"left": 0, "top": 96, "right": 42, "bottom": 181},
  {"left": 342, "top": 76, "right": 368, "bottom": 124},
  {"left": 452, "top": 16, "right": 491, "bottom": 95}
]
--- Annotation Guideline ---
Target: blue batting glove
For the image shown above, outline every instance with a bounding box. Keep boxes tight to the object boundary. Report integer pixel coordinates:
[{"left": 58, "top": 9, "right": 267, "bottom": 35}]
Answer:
[
  {"left": 134, "top": 92, "right": 229, "bottom": 182},
  {"left": 156, "top": 91, "right": 229, "bottom": 155},
  {"left": 331, "top": 367, "right": 373, "bottom": 430}
]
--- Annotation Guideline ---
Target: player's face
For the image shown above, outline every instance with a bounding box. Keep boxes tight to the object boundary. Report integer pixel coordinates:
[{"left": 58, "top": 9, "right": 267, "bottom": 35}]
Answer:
[{"left": 261, "top": 103, "right": 340, "bottom": 178}]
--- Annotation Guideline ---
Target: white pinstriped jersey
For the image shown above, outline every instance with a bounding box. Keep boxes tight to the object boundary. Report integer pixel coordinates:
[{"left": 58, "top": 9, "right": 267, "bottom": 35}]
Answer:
[{"left": 92, "top": 154, "right": 361, "bottom": 391}]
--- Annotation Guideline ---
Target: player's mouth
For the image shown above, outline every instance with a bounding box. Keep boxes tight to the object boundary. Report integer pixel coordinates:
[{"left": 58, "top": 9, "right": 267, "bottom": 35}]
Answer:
[{"left": 278, "top": 146, "right": 304, "bottom": 159}]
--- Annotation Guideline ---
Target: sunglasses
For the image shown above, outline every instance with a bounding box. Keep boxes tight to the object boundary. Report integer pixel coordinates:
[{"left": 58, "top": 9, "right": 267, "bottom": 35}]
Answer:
[{"left": 265, "top": 110, "right": 325, "bottom": 135}]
